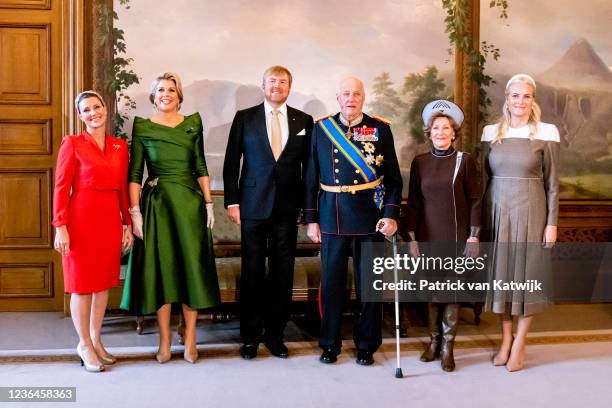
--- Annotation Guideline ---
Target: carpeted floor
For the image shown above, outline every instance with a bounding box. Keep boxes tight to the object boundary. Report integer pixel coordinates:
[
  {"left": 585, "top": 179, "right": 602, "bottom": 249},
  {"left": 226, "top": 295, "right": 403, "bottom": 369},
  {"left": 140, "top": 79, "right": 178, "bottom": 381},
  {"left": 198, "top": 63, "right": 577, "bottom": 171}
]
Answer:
[
  {"left": 1, "top": 341, "right": 611, "bottom": 408},
  {"left": 1, "top": 304, "right": 611, "bottom": 353},
  {"left": 1, "top": 304, "right": 612, "bottom": 407}
]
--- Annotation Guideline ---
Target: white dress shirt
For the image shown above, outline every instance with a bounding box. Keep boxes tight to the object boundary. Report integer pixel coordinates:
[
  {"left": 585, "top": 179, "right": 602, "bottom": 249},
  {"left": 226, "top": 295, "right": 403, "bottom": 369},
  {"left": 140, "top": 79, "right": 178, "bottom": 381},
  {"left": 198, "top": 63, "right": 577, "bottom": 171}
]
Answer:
[{"left": 264, "top": 99, "right": 289, "bottom": 150}]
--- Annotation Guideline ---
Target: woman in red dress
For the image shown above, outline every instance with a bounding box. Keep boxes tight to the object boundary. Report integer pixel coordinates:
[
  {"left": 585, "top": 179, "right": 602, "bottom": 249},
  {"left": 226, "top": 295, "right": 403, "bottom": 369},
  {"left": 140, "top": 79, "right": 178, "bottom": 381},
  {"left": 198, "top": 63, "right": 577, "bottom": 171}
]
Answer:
[{"left": 52, "top": 91, "right": 133, "bottom": 372}]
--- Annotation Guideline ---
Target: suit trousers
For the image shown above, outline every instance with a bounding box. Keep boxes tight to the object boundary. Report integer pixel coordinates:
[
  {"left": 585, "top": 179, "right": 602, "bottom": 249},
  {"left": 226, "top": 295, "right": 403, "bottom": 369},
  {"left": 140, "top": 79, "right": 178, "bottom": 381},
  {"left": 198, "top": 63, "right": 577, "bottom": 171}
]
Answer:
[
  {"left": 319, "top": 233, "right": 384, "bottom": 353},
  {"left": 239, "top": 213, "right": 297, "bottom": 344}
]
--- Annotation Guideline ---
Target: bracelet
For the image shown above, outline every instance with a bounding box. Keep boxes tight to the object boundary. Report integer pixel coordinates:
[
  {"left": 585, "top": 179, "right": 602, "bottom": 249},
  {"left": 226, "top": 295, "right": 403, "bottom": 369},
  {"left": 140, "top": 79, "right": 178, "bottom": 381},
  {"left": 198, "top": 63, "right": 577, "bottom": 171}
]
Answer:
[{"left": 469, "top": 226, "right": 481, "bottom": 239}]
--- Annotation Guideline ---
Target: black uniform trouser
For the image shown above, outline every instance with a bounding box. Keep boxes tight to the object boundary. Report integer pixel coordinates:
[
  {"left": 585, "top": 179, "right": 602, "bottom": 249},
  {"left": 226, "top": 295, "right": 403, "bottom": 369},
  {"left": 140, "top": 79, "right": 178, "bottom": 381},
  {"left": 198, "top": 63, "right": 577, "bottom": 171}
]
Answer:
[
  {"left": 239, "top": 215, "right": 297, "bottom": 344},
  {"left": 319, "top": 233, "right": 383, "bottom": 353}
]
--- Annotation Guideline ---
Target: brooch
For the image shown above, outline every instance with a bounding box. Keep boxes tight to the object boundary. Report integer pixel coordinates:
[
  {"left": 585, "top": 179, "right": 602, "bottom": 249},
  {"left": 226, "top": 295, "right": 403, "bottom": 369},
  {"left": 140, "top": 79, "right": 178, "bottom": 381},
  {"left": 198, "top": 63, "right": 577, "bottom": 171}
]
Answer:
[
  {"left": 365, "top": 153, "right": 375, "bottom": 165},
  {"left": 147, "top": 177, "right": 159, "bottom": 187},
  {"left": 375, "top": 154, "right": 384, "bottom": 166},
  {"left": 113, "top": 143, "right": 121, "bottom": 150}
]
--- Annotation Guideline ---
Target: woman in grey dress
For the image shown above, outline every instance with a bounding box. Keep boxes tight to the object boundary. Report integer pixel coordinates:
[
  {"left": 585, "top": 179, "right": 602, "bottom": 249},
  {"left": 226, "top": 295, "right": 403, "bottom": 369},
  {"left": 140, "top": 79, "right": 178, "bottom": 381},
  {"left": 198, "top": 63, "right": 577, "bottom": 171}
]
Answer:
[{"left": 481, "top": 74, "right": 560, "bottom": 372}]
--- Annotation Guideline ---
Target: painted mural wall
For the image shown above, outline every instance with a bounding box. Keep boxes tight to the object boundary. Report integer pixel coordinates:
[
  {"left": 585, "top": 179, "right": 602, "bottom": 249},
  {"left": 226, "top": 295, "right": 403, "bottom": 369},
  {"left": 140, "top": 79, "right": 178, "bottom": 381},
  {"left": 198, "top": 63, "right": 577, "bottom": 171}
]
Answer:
[
  {"left": 114, "top": 0, "right": 454, "bottom": 191},
  {"left": 481, "top": 0, "right": 612, "bottom": 199}
]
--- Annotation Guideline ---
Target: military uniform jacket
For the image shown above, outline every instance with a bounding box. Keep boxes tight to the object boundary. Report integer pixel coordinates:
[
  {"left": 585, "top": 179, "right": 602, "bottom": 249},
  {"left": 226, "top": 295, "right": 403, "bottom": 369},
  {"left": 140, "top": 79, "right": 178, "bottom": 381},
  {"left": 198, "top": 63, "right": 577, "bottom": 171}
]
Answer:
[{"left": 303, "top": 112, "right": 403, "bottom": 235}]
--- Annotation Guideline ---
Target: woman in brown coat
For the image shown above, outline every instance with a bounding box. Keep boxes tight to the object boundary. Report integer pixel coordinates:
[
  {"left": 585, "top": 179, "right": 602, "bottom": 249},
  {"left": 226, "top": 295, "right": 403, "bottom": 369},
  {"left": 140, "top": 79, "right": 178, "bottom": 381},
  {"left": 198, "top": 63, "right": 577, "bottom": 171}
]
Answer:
[{"left": 406, "top": 100, "right": 481, "bottom": 371}]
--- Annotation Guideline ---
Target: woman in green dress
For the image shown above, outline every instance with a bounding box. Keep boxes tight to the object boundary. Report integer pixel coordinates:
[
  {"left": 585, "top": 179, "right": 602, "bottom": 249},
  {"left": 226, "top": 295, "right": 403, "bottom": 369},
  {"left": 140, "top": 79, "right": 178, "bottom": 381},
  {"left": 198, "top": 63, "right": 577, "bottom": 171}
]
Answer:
[{"left": 121, "top": 72, "right": 220, "bottom": 364}]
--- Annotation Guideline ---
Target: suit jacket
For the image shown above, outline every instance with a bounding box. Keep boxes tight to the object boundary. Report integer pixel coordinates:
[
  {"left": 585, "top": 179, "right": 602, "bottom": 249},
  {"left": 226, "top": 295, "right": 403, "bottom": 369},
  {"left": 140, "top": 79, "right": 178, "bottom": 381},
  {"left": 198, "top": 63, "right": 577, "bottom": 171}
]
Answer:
[
  {"left": 52, "top": 131, "right": 131, "bottom": 227},
  {"left": 223, "top": 103, "right": 314, "bottom": 220},
  {"left": 303, "top": 113, "right": 403, "bottom": 235}
]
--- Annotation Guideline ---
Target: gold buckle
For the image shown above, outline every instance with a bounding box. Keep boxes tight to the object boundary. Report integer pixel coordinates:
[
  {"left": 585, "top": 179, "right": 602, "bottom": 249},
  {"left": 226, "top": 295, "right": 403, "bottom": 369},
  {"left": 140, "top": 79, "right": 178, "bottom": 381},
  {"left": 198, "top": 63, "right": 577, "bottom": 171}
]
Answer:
[{"left": 340, "top": 185, "right": 350, "bottom": 193}]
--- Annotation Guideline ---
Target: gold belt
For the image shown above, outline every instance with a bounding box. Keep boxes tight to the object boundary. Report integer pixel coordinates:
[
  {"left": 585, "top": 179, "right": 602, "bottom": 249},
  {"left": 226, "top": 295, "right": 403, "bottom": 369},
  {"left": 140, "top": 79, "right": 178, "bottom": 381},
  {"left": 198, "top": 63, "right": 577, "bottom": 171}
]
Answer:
[{"left": 320, "top": 178, "right": 381, "bottom": 193}]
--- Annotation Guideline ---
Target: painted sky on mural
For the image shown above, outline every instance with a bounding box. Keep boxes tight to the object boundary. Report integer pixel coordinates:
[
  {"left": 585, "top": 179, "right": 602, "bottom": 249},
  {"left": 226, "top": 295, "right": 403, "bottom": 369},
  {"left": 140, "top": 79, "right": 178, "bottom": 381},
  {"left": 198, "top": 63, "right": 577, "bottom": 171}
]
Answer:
[
  {"left": 116, "top": 0, "right": 451, "bottom": 111},
  {"left": 480, "top": 0, "right": 611, "bottom": 75}
]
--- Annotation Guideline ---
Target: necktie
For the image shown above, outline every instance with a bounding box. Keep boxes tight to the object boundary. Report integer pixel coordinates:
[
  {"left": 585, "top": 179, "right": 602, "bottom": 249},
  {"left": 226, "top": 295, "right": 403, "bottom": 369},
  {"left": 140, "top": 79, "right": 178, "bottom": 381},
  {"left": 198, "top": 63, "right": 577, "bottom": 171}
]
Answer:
[{"left": 271, "top": 109, "right": 282, "bottom": 160}]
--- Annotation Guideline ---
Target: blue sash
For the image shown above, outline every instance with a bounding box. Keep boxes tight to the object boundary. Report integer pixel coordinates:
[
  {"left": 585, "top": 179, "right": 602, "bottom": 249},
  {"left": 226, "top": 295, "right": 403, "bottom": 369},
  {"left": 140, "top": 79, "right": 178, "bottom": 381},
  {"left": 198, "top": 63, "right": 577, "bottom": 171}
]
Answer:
[
  {"left": 318, "top": 117, "right": 384, "bottom": 209},
  {"left": 319, "top": 117, "right": 377, "bottom": 183}
]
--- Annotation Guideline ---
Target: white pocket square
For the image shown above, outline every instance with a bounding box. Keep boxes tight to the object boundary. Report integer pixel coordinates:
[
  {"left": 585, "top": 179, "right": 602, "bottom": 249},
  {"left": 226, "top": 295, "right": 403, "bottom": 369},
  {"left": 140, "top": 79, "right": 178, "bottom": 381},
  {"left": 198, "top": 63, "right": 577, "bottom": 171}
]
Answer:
[{"left": 297, "top": 129, "right": 306, "bottom": 136}]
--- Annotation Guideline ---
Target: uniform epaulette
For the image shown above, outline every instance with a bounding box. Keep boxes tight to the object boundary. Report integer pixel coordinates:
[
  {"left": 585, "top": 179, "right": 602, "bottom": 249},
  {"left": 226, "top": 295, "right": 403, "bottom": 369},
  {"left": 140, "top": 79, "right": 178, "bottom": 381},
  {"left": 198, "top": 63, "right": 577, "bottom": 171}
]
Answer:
[
  {"left": 315, "top": 113, "right": 334, "bottom": 122},
  {"left": 373, "top": 116, "right": 392, "bottom": 125}
]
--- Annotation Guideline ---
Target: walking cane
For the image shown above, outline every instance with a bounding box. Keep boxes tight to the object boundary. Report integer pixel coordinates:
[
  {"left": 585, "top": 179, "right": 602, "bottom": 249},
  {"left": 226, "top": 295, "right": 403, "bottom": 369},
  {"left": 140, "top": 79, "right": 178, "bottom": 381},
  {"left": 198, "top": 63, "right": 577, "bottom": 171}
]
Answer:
[{"left": 391, "top": 234, "right": 403, "bottom": 378}]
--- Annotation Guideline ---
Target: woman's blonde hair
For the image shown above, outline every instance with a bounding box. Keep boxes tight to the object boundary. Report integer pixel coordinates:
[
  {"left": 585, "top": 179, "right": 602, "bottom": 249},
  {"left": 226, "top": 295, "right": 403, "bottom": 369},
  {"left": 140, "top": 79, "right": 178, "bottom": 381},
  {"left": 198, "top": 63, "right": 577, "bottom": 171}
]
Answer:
[
  {"left": 149, "top": 72, "right": 184, "bottom": 109},
  {"left": 494, "top": 74, "right": 541, "bottom": 143},
  {"left": 74, "top": 90, "right": 105, "bottom": 113}
]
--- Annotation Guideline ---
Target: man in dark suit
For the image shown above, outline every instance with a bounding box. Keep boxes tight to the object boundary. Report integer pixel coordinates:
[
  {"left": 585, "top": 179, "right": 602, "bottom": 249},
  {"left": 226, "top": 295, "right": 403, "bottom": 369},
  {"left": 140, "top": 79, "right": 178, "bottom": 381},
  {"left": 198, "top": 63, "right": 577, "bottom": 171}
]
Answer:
[
  {"left": 223, "top": 65, "right": 313, "bottom": 360},
  {"left": 304, "top": 76, "right": 403, "bottom": 366}
]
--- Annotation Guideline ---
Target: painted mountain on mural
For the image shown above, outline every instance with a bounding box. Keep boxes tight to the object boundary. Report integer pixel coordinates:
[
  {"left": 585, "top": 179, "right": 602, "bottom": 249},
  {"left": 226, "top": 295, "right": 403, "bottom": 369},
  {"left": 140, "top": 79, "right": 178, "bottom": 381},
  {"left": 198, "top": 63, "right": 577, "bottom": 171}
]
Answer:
[{"left": 486, "top": 38, "right": 612, "bottom": 199}]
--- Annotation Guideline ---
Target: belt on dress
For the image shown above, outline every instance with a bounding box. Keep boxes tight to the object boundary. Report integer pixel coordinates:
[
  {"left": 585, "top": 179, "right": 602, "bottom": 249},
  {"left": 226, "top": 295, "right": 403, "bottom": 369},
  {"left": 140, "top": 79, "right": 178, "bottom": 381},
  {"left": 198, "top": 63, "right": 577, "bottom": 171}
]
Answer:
[
  {"left": 145, "top": 174, "right": 200, "bottom": 192},
  {"left": 320, "top": 178, "right": 381, "bottom": 193}
]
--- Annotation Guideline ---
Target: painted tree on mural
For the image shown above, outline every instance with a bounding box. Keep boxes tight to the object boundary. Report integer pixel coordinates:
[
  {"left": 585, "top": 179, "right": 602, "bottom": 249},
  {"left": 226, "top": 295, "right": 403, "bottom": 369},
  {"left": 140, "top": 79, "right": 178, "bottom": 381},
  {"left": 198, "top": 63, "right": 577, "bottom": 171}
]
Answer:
[
  {"left": 369, "top": 72, "right": 403, "bottom": 120},
  {"left": 369, "top": 67, "right": 448, "bottom": 143},
  {"left": 442, "top": 0, "right": 506, "bottom": 122},
  {"left": 401, "top": 66, "right": 448, "bottom": 142},
  {"left": 97, "top": 0, "right": 139, "bottom": 139}
]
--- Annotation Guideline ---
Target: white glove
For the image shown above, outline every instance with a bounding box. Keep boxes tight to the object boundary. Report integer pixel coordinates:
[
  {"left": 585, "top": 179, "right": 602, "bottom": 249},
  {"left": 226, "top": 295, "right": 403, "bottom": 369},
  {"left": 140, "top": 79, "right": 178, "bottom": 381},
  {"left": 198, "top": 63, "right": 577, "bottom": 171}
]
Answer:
[
  {"left": 129, "top": 206, "right": 143, "bottom": 239},
  {"left": 206, "top": 202, "right": 215, "bottom": 229}
]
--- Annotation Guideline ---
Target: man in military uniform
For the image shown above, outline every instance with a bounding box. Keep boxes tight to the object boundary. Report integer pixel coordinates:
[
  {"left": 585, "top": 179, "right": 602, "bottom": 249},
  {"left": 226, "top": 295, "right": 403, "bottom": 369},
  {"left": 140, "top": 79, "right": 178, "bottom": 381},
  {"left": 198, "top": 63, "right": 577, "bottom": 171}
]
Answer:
[{"left": 304, "top": 76, "right": 403, "bottom": 365}]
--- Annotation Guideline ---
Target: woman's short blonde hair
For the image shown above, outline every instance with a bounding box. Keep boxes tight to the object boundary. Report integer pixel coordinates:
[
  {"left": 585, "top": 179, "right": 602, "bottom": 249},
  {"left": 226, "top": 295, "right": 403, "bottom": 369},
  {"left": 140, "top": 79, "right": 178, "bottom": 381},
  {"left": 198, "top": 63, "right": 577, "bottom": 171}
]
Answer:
[
  {"left": 149, "top": 72, "right": 184, "bottom": 107},
  {"left": 423, "top": 112, "right": 462, "bottom": 140},
  {"left": 74, "top": 90, "right": 105, "bottom": 113}
]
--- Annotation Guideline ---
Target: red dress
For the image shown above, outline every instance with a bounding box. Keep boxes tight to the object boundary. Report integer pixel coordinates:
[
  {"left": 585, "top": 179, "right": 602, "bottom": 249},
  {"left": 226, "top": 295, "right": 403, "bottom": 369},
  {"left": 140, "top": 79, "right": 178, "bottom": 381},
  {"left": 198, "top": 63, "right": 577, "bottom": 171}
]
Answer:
[{"left": 52, "top": 131, "right": 131, "bottom": 293}]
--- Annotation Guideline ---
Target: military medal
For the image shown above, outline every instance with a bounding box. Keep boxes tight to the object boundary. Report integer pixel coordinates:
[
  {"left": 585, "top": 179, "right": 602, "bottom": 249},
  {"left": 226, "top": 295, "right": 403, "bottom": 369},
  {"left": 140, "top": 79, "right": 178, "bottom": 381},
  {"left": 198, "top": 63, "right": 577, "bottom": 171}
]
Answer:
[
  {"left": 362, "top": 142, "right": 376, "bottom": 154},
  {"left": 375, "top": 154, "right": 384, "bottom": 166},
  {"left": 353, "top": 126, "right": 379, "bottom": 141},
  {"left": 339, "top": 113, "right": 364, "bottom": 139}
]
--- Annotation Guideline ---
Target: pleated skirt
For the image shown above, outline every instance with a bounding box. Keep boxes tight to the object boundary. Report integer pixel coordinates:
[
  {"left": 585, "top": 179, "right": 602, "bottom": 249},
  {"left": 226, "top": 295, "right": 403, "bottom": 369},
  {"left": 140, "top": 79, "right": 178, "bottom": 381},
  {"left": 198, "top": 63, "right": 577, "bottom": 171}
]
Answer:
[{"left": 483, "top": 176, "right": 551, "bottom": 316}]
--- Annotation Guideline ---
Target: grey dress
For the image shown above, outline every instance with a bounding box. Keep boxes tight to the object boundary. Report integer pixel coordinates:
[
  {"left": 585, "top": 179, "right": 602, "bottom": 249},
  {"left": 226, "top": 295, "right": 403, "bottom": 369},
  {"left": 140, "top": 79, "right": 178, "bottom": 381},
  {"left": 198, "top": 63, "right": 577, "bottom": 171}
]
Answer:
[{"left": 481, "top": 123, "right": 560, "bottom": 316}]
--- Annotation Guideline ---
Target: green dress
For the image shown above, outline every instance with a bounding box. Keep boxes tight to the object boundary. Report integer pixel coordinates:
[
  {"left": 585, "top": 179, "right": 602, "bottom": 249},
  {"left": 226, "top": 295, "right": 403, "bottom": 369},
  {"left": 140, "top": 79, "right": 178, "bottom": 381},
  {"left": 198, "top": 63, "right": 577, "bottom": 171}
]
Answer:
[{"left": 120, "top": 113, "right": 220, "bottom": 315}]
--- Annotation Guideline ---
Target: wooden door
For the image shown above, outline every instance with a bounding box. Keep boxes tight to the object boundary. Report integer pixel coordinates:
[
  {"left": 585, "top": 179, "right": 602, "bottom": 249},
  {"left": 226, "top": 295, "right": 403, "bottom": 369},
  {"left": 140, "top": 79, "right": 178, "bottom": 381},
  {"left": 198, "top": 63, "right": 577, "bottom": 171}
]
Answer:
[{"left": 0, "top": 0, "right": 66, "bottom": 311}]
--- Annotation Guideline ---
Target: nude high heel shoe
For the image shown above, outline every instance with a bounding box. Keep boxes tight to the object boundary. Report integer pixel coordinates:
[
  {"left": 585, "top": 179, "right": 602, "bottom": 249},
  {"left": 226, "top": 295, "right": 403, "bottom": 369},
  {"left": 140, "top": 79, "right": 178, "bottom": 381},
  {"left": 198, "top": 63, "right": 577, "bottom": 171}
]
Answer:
[
  {"left": 506, "top": 342, "right": 526, "bottom": 372},
  {"left": 183, "top": 346, "right": 199, "bottom": 364},
  {"left": 182, "top": 324, "right": 198, "bottom": 363},
  {"left": 77, "top": 344, "right": 104, "bottom": 373},
  {"left": 93, "top": 342, "right": 116, "bottom": 365},
  {"left": 155, "top": 347, "right": 172, "bottom": 364},
  {"left": 183, "top": 331, "right": 198, "bottom": 363},
  {"left": 155, "top": 334, "right": 172, "bottom": 364},
  {"left": 493, "top": 336, "right": 514, "bottom": 366},
  {"left": 97, "top": 352, "right": 117, "bottom": 365}
]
